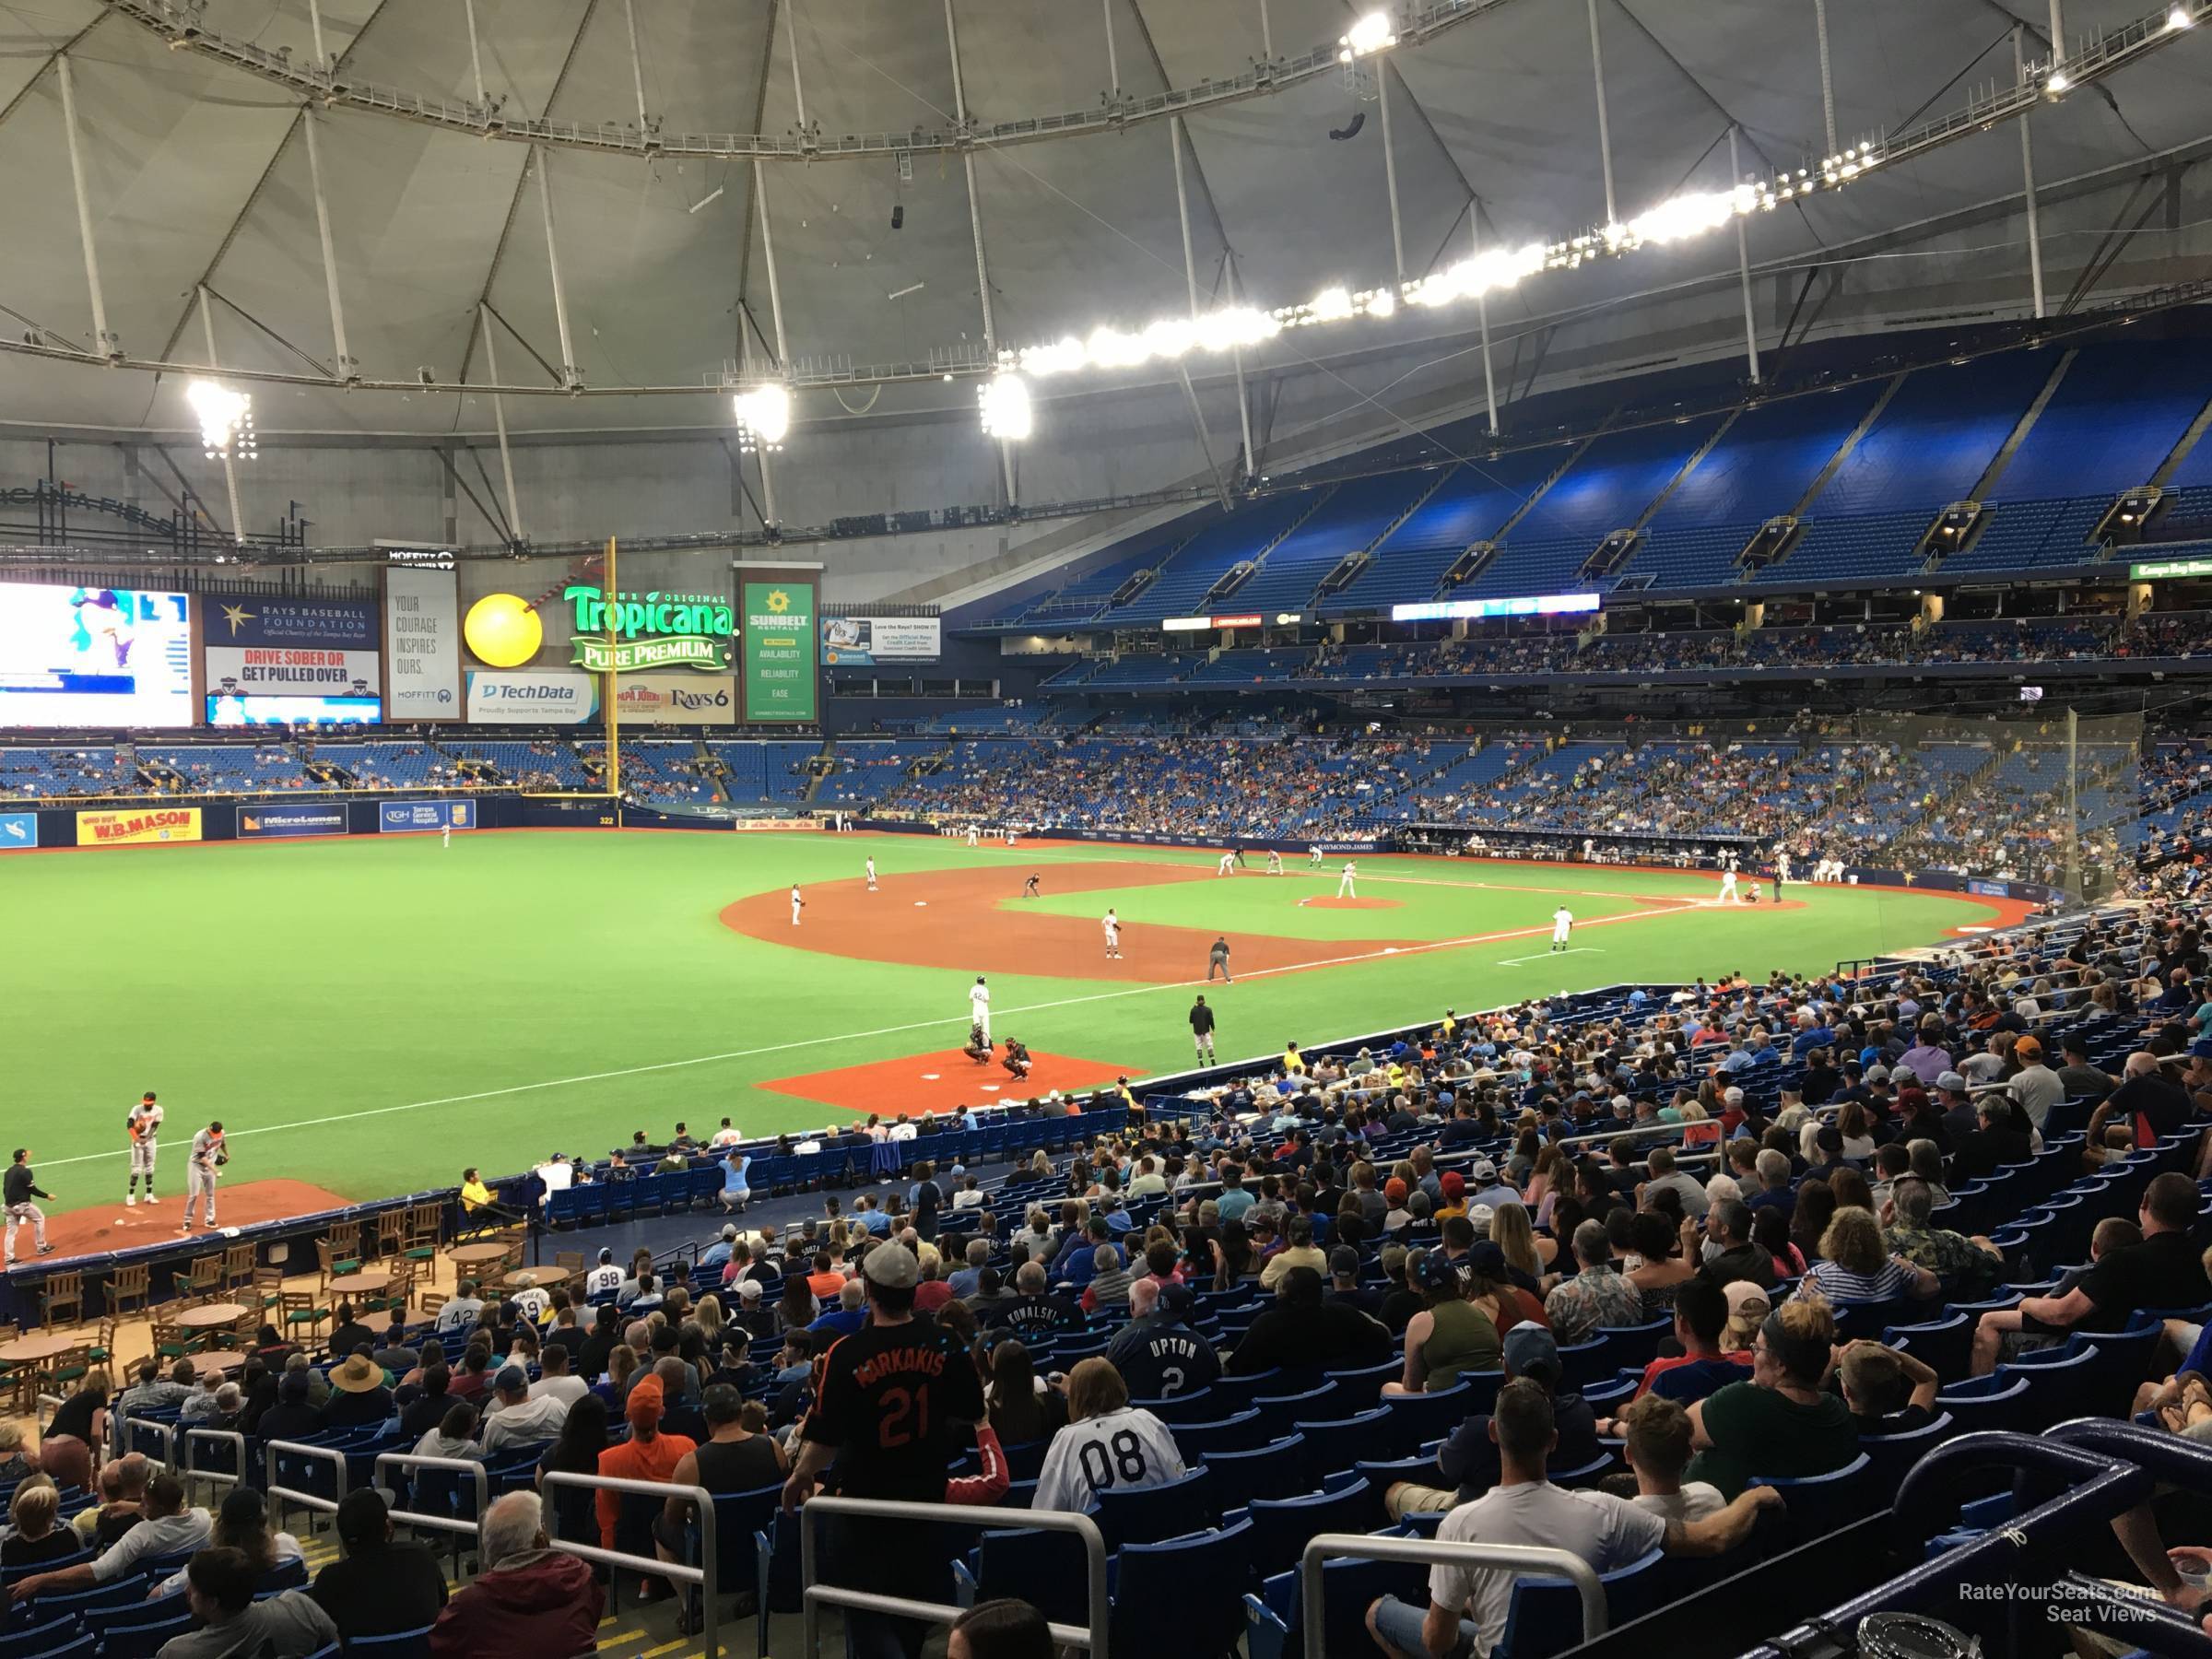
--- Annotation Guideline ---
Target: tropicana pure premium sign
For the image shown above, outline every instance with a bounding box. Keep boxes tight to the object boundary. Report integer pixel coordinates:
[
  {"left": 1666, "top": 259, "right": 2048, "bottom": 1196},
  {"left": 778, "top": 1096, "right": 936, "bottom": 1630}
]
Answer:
[{"left": 564, "top": 584, "right": 735, "bottom": 673}]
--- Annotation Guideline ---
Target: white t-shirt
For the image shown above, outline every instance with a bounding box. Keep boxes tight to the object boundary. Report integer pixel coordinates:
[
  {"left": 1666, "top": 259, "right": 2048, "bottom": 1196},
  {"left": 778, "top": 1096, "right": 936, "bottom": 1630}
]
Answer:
[
  {"left": 435, "top": 1296, "right": 486, "bottom": 1334},
  {"left": 1032, "top": 1406, "right": 1186, "bottom": 1514},
  {"left": 1430, "top": 1482, "right": 1665, "bottom": 1655},
  {"left": 1629, "top": 1483, "right": 1724, "bottom": 1523}
]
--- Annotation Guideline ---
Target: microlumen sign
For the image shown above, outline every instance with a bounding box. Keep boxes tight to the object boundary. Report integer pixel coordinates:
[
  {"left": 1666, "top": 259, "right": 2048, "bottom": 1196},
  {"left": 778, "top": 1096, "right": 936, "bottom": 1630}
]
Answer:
[{"left": 564, "top": 585, "right": 735, "bottom": 673}]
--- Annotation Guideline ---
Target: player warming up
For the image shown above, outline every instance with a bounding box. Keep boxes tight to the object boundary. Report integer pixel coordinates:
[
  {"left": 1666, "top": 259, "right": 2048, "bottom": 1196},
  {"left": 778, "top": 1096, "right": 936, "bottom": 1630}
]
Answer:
[
  {"left": 180, "top": 1121, "right": 225, "bottom": 1234},
  {"left": 1336, "top": 860, "right": 1359, "bottom": 898},
  {"left": 125, "top": 1091, "right": 163, "bottom": 1206},
  {"left": 1550, "top": 905, "right": 1574, "bottom": 953},
  {"left": 1101, "top": 908, "right": 1123, "bottom": 959},
  {"left": 1190, "top": 994, "right": 1217, "bottom": 1063},
  {"left": 4, "top": 1149, "right": 54, "bottom": 1263},
  {"left": 969, "top": 975, "right": 991, "bottom": 1042},
  {"left": 790, "top": 884, "right": 805, "bottom": 926},
  {"left": 1022, "top": 872, "right": 1041, "bottom": 898},
  {"left": 865, "top": 855, "right": 877, "bottom": 892}
]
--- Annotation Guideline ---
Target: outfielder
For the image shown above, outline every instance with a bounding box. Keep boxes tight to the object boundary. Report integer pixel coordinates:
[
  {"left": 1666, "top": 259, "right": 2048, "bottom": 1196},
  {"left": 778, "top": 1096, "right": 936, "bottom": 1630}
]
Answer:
[
  {"left": 865, "top": 855, "right": 877, "bottom": 892},
  {"left": 1336, "top": 860, "right": 1358, "bottom": 898},
  {"left": 791, "top": 884, "right": 805, "bottom": 926},
  {"left": 180, "top": 1121, "right": 225, "bottom": 1233},
  {"left": 1550, "top": 906, "right": 1574, "bottom": 953},
  {"left": 969, "top": 975, "right": 992, "bottom": 1041},
  {"left": 1102, "top": 908, "right": 1123, "bottom": 959},
  {"left": 3, "top": 1149, "right": 54, "bottom": 1264},
  {"left": 125, "top": 1091, "right": 163, "bottom": 1206}
]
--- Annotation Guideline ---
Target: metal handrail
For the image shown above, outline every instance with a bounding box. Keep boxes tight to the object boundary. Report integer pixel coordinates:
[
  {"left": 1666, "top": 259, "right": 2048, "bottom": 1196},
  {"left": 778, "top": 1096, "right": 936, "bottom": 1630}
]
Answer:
[
  {"left": 539, "top": 1472, "right": 719, "bottom": 1659},
  {"left": 264, "top": 1439, "right": 348, "bottom": 1535},
  {"left": 1299, "top": 1533, "right": 1606, "bottom": 1659},
  {"left": 123, "top": 1416, "right": 176, "bottom": 1470},
  {"left": 183, "top": 1429, "right": 247, "bottom": 1500},
  {"left": 372, "top": 1453, "right": 492, "bottom": 1544},
  {"left": 797, "top": 1495, "right": 1110, "bottom": 1659}
]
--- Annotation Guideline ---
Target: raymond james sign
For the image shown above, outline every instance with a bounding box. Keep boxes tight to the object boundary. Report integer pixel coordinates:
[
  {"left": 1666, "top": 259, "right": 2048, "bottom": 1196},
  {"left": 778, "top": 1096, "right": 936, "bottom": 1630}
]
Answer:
[{"left": 565, "top": 585, "right": 734, "bottom": 673}]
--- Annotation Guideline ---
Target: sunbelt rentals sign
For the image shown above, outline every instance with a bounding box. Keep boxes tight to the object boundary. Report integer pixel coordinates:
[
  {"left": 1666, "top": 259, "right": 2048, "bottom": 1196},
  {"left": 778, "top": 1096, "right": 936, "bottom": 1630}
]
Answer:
[{"left": 565, "top": 585, "right": 734, "bottom": 673}]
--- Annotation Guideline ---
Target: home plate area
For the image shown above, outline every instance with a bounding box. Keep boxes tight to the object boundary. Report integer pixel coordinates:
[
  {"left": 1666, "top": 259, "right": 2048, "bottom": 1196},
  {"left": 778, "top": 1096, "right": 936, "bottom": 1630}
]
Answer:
[{"left": 759, "top": 1049, "right": 1135, "bottom": 1120}]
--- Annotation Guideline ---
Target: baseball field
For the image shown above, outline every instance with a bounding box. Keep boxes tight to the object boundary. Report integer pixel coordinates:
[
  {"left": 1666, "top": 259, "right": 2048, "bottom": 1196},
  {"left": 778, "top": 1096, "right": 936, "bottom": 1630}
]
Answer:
[{"left": 4, "top": 828, "right": 2029, "bottom": 1221}]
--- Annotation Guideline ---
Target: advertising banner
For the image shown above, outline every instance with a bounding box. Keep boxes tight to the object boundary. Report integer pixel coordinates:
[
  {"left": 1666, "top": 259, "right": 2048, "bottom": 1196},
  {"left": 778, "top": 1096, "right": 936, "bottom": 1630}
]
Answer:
[
  {"left": 204, "top": 648, "right": 381, "bottom": 697},
  {"left": 76, "top": 806, "right": 203, "bottom": 847},
  {"left": 379, "top": 799, "right": 474, "bottom": 834},
  {"left": 563, "top": 585, "right": 735, "bottom": 673},
  {"left": 385, "top": 567, "right": 462, "bottom": 719},
  {"left": 608, "top": 673, "right": 738, "bottom": 725},
  {"left": 208, "top": 694, "right": 381, "bottom": 727},
  {"left": 205, "top": 594, "right": 381, "bottom": 708},
  {"left": 0, "top": 582, "right": 194, "bottom": 728},
  {"left": 465, "top": 669, "right": 597, "bottom": 724},
  {"left": 0, "top": 812, "right": 37, "bottom": 851},
  {"left": 237, "top": 804, "right": 349, "bottom": 840},
  {"left": 741, "top": 580, "right": 817, "bottom": 723},
  {"left": 818, "top": 616, "right": 941, "bottom": 665}
]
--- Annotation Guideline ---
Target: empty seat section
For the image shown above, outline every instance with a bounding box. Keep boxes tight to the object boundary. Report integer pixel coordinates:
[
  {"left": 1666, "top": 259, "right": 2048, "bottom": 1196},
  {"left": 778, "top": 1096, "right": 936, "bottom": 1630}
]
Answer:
[
  {"left": 1094, "top": 493, "right": 1320, "bottom": 626},
  {"left": 1230, "top": 474, "right": 1430, "bottom": 615},
  {"left": 1628, "top": 382, "right": 1883, "bottom": 588},
  {"left": 1333, "top": 451, "right": 1562, "bottom": 611}
]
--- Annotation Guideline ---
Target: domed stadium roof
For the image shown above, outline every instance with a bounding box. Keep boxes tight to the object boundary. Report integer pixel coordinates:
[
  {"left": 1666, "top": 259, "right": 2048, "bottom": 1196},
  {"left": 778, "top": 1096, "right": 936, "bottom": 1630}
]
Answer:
[{"left": 0, "top": 0, "right": 2204, "bottom": 447}]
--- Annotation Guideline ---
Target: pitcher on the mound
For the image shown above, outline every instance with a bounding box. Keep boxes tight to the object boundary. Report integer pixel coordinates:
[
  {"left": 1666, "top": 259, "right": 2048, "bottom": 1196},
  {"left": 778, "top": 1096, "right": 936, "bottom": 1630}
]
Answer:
[{"left": 1336, "top": 860, "right": 1358, "bottom": 898}]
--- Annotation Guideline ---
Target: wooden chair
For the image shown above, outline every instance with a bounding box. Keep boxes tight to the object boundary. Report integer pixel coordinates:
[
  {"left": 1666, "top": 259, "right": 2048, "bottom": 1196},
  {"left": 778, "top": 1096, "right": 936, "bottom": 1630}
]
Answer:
[
  {"left": 326, "top": 1220, "right": 362, "bottom": 1262},
  {"left": 171, "top": 1257, "right": 220, "bottom": 1302},
  {"left": 554, "top": 1251, "right": 585, "bottom": 1278},
  {"left": 251, "top": 1265, "right": 285, "bottom": 1319},
  {"left": 419, "top": 1292, "right": 450, "bottom": 1324},
  {"left": 405, "top": 1203, "right": 443, "bottom": 1260},
  {"left": 313, "top": 1240, "right": 359, "bottom": 1296},
  {"left": 44, "top": 1343, "right": 93, "bottom": 1399},
  {"left": 150, "top": 1315, "right": 189, "bottom": 1366},
  {"left": 84, "top": 1317, "right": 115, "bottom": 1372},
  {"left": 277, "top": 1292, "right": 328, "bottom": 1347},
  {"left": 39, "top": 1270, "right": 85, "bottom": 1329},
  {"left": 105, "top": 1264, "right": 150, "bottom": 1320},
  {"left": 220, "top": 1244, "right": 255, "bottom": 1292},
  {"left": 374, "top": 1211, "right": 407, "bottom": 1262}
]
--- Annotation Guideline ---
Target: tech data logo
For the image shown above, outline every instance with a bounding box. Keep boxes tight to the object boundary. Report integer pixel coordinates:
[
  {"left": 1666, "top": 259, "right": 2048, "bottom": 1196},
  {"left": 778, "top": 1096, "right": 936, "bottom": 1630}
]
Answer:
[{"left": 462, "top": 593, "right": 543, "bottom": 668}]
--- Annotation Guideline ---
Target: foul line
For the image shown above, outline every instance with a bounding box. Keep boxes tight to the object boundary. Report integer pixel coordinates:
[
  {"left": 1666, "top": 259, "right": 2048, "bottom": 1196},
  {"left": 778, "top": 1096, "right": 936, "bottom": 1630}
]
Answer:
[
  {"left": 1496, "top": 946, "right": 1605, "bottom": 966},
  {"left": 34, "top": 899, "right": 1688, "bottom": 1170}
]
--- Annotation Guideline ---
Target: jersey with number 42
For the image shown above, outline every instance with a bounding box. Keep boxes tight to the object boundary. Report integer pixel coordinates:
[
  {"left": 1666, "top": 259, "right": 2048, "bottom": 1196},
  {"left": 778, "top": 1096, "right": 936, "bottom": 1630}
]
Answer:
[{"left": 1032, "top": 1406, "right": 1186, "bottom": 1513}]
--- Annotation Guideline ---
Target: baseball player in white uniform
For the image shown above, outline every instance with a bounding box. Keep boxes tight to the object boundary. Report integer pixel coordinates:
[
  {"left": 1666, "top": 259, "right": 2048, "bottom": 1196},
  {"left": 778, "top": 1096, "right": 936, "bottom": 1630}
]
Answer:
[
  {"left": 180, "top": 1121, "right": 225, "bottom": 1232},
  {"left": 969, "top": 976, "right": 992, "bottom": 1041},
  {"left": 1336, "top": 860, "right": 1358, "bottom": 898},
  {"left": 1102, "top": 909, "right": 1123, "bottom": 959},
  {"left": 865, "top": 855, "right": 877, "bottom": 892},
  {"left": 1217, "top": 850, "right": 1236, "bottom": 876},
  {"left": 965, "top": 826, "right": 980, "bottom": 848},
  {"left": 1265, "top": 849, "right": 1283, "bottom": 875},
  {"left": 1774, "top": 847, "right": 1793, "bottom": 887},
  {"left": 125, "top": 1092, "right": 163, "bottom": 1206},
  {"left": 1717, "top": 865, "right": 1740, "bottom": 904},
  {"left": 791, "top": 884, "right": 804, "bottom": 926},
  {"left": 1309, "top": 844, "right": 1324, "bottom": 867},
  {"left": 1550, "top": 906, "right": 1574, "bottom": 952}
]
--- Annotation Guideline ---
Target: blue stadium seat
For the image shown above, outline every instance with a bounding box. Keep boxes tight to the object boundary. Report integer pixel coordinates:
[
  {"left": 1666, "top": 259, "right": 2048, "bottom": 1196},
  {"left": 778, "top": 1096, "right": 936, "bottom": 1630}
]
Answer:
[
  {"left": 1380, "top": 1381, "right": 1473, "bottom": 1454},
  {"left": 1244, "top": 1545, "right": 1429, "bottom": 1659},
  {"left": 343, "top": 1630, "right": 435, "bottom": 1659},
  {"left": 1093, "top": 1466, "right": 1215, "bottom": 1549},
  {"left": 1324, "top": 1357, "right": 1404, "bottom": 1410},
  {"left": 1108, "top": 1517, "right": 1256, "bottom": 1659},
  {"left": 1245, "top": 1483, "right": 1378, "bottom": 1578},
  {"left": 1199, "top": 1434, "right": 1309, "bottom": 1512},
  {"left": 1936, "top": 1374, "right": 2034, "bottom": 1436},
  {"left": 1293, "top": 1407, "right": 1394, "bottom": 1487},
  {"left": 1171, "top": 1410, "right": 1270, "bottom": 1462},
  {"left": 1885, "top": 1312, "right": 1972, "bottom": 1382},
  {"left": 1748, "top": 1453, "right": 1875, "bottom": 1548},
  {"left": 1497, "top": 1547, "right": 1665, "bottom": 1659},
  {"left": 1860, "top": 1411, "right": 1954, "bottom": 1499}
]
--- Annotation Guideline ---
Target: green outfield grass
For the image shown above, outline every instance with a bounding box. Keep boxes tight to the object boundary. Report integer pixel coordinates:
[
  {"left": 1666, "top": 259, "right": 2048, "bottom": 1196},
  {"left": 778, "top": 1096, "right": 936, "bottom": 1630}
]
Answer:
[{"left": 4, "top": 829, "right": 2001, "bottom": 1216}]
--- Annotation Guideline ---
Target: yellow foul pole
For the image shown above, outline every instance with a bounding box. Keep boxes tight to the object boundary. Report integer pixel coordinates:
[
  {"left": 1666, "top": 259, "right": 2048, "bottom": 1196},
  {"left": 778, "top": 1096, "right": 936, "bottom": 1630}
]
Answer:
[{"left": 605, "top": 535, "right": 620, "bottom": 802}]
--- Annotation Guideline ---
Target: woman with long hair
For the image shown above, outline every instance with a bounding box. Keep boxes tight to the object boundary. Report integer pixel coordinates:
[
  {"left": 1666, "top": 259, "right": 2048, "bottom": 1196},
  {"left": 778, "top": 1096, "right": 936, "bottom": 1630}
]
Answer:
[
  {"left": 1626, "top": 1210, "right": 1694, "bottom": 1317},
  {"left": 776, "top": 1276, "right": 818, "bottom": 1335},
  {"left": 1753, "top": 1206, "right": 1806, "bottom": 1279},
  {"left": 158, "top": 1487, "right": 302, "bottom": 1594},
  {"left": 1210, "top": 1218, "right": 1257, "bottom": 1288},
  {"left": 1491, "top": 1200, "right": 1550, "bottom": 1279},
  {"left": 539, "top": 1392, "right": 611, "bottom": 1488},
  {"left": 37, "top": 1368, "right": 108, "bottom": 1491},
  {"left": 1522, "top": 1142, "right": 1562, "bottom": 1223},
  {"left": 1837, "top": 1101, "right": 1877, "bottom": 1161},
  {"left": 982, "top": 1339, "right": 1064, "bottom": 1447},
  {"left": 1828, "top": 1166, "right": 1875, "bottom": 1216},
  {"left": 1032, "top": 1359, "right": 1184, "bottom": 1513},
  {"left": 1791, "top": 1179, "right": 1838, "bottom": 1265}
]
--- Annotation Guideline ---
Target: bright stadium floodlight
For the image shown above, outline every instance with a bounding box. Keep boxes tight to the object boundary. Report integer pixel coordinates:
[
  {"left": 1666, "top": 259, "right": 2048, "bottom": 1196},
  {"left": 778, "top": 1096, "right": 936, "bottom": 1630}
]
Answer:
[
  {"left": 1338, "top": 10, "right": 1397, "bottom": 60},
  {"left": 2046, "top": 67, "right": 2072, "bottom": 92},
  {"left": 979, "top": 372, "right": 1032, "bottom": 441},
  {"left": 732, "top": 382, "right": 791, "bottom": 453},
  {"left": 187, "top": 379, "right": 256, "bottom": 462},
  {"left": 2167, "top": 4, "right": 2193, "bottom": 26}
]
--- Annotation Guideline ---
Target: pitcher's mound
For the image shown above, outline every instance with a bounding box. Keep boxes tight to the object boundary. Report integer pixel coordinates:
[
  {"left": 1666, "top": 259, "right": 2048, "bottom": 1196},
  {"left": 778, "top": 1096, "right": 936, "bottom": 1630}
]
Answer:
[{"left": 1299, "top": 896, "right": 1403, "bottom": 910}]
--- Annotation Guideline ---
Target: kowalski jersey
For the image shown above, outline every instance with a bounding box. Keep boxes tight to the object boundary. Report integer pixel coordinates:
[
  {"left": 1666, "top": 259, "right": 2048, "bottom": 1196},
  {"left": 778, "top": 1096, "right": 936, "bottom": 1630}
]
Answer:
[{"left": 1032, "top": 1405, "right": 1186, "bottom": 1513}]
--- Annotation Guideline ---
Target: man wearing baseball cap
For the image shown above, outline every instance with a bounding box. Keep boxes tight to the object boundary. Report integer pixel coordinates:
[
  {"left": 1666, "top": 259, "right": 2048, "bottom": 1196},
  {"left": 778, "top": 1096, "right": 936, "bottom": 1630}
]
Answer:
[
  {"left": 2006, "top": 1035, "right": 2065, "bottom": 1130},
  {"left": 783, "top": 1239, "right": 983, "bottom": 1658},
  {"left": 1385, "top": 1323, "right": 1609, "bottom": 1520},
  {"left": 593, "top": 1373, "right": 695, "bottom": 1567}
]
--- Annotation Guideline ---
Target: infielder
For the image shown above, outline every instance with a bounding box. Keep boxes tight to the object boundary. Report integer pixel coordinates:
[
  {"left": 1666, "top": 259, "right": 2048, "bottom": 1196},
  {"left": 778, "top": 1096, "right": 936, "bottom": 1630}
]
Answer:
[
  {"left": 125, "top": 1091, "right": 163, "bottom": 1206},
  {"left": 1102, "top": 908, "right": 1123, "bottom": 959},
  {"left": 1207, "top": 935, "right": 1232, "bottom": 982},
  {"left": 791, "top": 884, "right": 805, "bottom": 926},
  {"left": 1217, "top": 850, "right": 1236, "bottom": 877},
  {"left": 180, "top": 1121, "right": 225, "bottom": 1233},
  {"left": 865, "top": 855, "right": 877, "bottom": 892},
  {"left": 3, "top": 1148, "right": 54, "bottom": 1264},
  {"left": 1190, "top": 994, "right": 1217, "bottom": 1063},
  {"left": 1265, "top": 849, "right": 1283, "bottom": 875},
  {"left": 1022, "top": 873, "right": 1041, "bottom": 898},
  {"left": 1336, "top": 860, "right": 1358, "bottom": 898},
  {"left": 969, "top": 975, "right": 992, "bottom": 1041},
  {"left": 1550, "top": 905, "right": 1574, "bottom": 953},
  {"left": 1309, "top": 844, "right": 1324, "bottom": 867}
]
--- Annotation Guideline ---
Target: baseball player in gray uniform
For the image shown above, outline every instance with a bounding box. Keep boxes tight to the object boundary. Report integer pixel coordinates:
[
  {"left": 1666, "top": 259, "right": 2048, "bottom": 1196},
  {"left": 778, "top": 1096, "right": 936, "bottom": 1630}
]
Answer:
[{"left": 180, "top": 1122, "right": 226, "bottom": 1233}]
